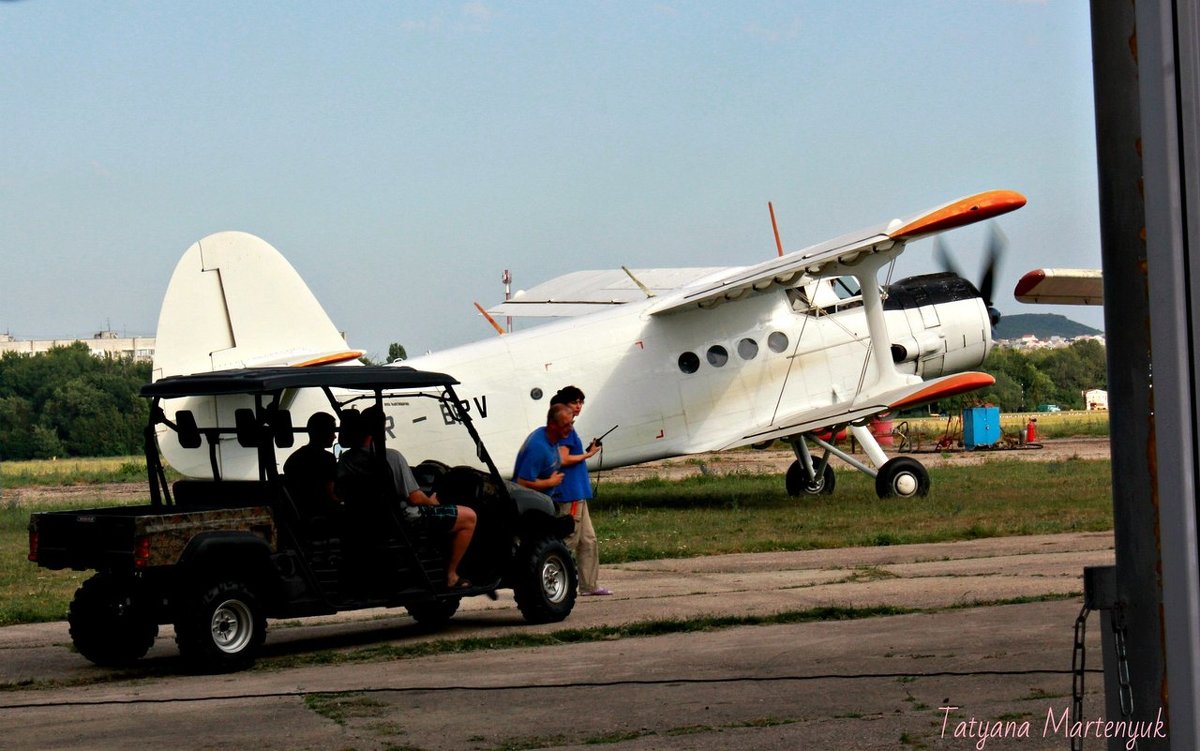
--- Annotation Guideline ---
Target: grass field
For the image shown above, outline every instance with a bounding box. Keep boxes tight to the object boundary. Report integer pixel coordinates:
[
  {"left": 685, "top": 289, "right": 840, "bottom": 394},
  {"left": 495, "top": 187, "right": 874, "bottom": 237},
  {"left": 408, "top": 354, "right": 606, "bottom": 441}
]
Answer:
[
  {"left": 0, "top": 455, "right": 1113, "bottom": 627},
  {"left": 592, "top": 457, "right": 1112, "bottom": 561},
  {"left": 0, "top": 456, "right": 152, "bottom": 487},
  {"left": 0, "top": 505, "right": 91, "bottom": 625}
]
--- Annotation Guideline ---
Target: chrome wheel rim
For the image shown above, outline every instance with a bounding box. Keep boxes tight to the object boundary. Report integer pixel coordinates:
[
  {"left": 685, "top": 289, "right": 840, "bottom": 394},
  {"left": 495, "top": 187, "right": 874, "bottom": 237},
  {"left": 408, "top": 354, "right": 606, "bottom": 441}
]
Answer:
[
  {"left": 210, "top": 598, "right": 253, "bottom": 654},
  {"left": 541, "top": 554, "right": 569, "bottom": 604}
]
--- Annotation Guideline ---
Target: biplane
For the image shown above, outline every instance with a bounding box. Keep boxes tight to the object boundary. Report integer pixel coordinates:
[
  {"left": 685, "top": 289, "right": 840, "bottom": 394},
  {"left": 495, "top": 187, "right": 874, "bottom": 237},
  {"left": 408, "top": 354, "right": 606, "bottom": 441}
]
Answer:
[{"left": 152, "top": 190, "right": 1026, "bottom": 499}]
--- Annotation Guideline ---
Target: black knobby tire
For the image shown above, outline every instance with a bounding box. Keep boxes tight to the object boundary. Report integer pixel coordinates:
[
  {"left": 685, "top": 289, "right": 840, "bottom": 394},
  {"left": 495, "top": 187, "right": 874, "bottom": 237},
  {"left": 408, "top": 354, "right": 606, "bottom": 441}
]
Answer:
[
  {"left": 513, "top": 536, "right": 577, "bottom": 624},
  {"left": 175, "top": 581, "right": 266, "bottom": 673},
  {"left": 405, "top": 598, "right": 461, "bottom": 629},
  {"left": 875, "top": 457, "right": 931, "bottom": 499},
  {"left": 68, "top": 574, "right": 159, "bottom": 667},
  {"left": 785, "top": 460, "right": 836, "bottom": 497}
]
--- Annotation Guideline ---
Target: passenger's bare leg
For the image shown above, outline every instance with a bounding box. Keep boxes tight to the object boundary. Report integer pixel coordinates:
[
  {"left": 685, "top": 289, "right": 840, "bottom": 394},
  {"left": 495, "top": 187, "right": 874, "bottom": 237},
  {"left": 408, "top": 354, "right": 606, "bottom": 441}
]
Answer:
[{"left": 446, "top": 506, "right": 477, "bottom": 587}]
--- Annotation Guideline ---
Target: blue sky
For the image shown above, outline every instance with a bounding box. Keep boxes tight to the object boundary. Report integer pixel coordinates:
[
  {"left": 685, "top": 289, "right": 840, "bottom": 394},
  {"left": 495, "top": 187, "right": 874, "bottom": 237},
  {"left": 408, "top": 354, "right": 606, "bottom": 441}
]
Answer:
[{"left": 0, "top": 1, "right": 1101, "bottom": 358}]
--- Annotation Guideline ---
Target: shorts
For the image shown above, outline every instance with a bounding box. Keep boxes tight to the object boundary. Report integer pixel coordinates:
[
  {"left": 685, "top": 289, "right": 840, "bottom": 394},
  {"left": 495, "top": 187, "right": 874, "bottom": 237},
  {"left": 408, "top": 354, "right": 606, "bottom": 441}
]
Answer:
[{"left": 404, "top": 504, "right": 459, "bottom": 533}]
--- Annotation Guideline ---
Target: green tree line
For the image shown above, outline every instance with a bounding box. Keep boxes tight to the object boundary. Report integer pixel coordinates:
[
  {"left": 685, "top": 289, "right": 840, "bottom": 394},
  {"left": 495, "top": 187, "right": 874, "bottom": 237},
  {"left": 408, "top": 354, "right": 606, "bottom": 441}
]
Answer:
[
  {"left": 938, "top": 339, "right": 1108, "bottom": 413},
  {"left": 0, "top": 343, "right": 152, "bottom": 460}
]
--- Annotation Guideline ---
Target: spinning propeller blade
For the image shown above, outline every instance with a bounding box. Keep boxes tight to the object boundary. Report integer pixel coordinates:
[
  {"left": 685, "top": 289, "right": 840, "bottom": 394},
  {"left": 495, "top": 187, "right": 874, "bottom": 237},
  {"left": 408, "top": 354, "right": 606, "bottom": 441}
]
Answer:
[{"left": 936, "top": 223, "right": 1007, "bottom": 328}]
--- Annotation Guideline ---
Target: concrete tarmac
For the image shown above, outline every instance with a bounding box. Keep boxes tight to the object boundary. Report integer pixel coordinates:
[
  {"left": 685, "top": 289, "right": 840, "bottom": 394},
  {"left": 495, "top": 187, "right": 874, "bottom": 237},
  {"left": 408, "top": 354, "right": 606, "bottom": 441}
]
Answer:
[{"left": 0, "top": 532, "right": 1118, "bottom": 750}]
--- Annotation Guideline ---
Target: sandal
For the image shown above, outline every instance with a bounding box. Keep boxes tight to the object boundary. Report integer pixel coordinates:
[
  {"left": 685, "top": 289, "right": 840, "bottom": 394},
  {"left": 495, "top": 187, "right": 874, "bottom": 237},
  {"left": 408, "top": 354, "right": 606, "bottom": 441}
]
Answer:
[{"left": 447, "top": 578, "right": 473, "bottom": 591}]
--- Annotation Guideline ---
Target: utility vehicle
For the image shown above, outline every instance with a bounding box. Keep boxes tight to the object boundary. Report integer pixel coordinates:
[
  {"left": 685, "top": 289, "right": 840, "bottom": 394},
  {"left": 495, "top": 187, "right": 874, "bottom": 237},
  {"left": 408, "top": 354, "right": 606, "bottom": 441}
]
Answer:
[{"left": 28, "top": 366, "right": 576, "bottom": 672}]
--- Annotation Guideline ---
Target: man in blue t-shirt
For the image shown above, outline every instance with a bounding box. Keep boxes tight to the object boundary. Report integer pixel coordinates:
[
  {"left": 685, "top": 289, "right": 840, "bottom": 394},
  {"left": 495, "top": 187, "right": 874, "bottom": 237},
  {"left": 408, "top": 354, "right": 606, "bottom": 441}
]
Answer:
[
  {"left": 550, "top": 386, "right": 609, "bottom": 596},
  {"left": 513, "top": 403, "right": 574, "bottom": 500}
]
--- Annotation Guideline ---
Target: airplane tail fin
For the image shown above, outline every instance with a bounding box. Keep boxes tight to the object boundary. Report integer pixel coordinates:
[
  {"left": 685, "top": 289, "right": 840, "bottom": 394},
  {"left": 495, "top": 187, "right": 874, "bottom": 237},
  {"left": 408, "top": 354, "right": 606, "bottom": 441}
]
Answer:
[{"left": 153, "top": 231, "right": 362, "bottom": 380}]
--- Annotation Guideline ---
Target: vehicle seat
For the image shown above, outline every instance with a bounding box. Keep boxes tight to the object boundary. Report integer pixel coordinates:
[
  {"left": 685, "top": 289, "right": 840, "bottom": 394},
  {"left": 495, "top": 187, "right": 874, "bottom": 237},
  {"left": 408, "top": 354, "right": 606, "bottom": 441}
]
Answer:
[
  {"left": 337, "top": 409, "right": 361, "bottom": 451},
  {"left": 413, "top": 459, "right": 450, "bottom": 495},
  {"left": 433, "top": 465, "right": 502, "bottom": 509}
]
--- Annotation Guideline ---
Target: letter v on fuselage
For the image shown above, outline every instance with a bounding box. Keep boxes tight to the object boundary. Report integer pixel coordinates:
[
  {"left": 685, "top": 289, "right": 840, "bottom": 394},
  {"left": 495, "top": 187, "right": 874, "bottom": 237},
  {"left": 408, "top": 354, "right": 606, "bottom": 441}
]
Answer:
[{"left": 152, "top": 190, "right": 1025, "bottom": 498}]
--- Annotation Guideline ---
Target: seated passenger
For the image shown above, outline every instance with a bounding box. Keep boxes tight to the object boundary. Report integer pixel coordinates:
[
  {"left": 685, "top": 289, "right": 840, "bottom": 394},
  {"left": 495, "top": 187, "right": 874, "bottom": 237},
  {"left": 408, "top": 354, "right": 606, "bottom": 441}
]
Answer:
[
  {"left": 337, "top": 406, "right": 477, "bottom": 590},
  {"left": 283, "top": 412, "right": 341, "bottom": 523}
]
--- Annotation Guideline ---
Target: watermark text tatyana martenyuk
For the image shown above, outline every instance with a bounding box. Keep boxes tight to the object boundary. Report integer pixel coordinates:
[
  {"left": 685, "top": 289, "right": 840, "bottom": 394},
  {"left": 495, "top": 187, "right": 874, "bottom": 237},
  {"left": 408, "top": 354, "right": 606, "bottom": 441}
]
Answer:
[{"left": 939, "top": 705, "right": 1166, "bottom": 749}]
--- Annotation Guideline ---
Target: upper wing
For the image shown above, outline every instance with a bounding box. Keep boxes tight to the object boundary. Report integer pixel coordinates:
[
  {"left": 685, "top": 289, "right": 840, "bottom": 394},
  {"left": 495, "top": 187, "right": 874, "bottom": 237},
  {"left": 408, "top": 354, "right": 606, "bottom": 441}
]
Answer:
[
  {"left": 486, "top": 190, "right": 1025, "bottom": 320},
  {"left": 1013, "top": 268, "right": 1104, "bottom": 305},
  {"left": 647, "top": 190, "right": 1027, "bottom": 316}
]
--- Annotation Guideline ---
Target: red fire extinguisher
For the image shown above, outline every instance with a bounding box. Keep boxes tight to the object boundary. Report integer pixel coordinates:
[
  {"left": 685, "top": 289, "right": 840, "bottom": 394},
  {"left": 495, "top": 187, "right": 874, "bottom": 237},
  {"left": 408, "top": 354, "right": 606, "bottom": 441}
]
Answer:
[{"left": 1026, "top": 418, "right": 1037, "bottom": 443}]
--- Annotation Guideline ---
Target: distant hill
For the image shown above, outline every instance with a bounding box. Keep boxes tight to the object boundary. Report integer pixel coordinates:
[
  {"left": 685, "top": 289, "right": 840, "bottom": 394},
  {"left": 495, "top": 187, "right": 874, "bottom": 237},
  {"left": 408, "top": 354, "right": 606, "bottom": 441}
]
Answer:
[{"left": 993, "top": 313, "right": 1103, "bottom": 340}]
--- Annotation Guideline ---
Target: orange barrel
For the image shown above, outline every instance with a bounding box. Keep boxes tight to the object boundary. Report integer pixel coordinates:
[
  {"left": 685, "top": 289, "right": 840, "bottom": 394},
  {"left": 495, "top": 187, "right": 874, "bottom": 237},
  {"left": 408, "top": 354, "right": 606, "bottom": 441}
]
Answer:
[{"left": 871, "top": 416, "right": 894, "bottom": 447}]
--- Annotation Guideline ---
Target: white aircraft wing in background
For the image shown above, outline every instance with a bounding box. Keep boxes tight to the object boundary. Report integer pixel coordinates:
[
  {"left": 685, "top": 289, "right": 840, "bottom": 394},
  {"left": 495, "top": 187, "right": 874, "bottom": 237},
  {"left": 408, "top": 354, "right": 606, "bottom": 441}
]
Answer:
[
  {"left": 488, "top": 267, "right": 730, "bottom": 318},
  {"left": 1013, "top": 268, "right": 1104, "bottom": 305}
]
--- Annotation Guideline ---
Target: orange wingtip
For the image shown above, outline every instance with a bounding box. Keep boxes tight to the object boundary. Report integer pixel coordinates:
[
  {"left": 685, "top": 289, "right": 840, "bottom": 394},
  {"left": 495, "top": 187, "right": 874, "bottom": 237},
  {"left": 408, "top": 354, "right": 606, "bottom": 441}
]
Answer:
[
  {"left": 888, "top": 372, "right": 995, "bottom": 411},
  {"left": 889, "top": 190, "right": 1026, "bottom": 241},
  {"left": 294, "top": 350, "right": 366, "bottom": 367},
  {"left": 1013, "top": 269, "right": 1046, "bottom": 299}
]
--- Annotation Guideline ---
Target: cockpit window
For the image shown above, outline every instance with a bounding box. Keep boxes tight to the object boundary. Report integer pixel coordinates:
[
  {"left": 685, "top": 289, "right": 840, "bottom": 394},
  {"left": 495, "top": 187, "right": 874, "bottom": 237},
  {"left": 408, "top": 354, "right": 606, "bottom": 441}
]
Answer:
[
  {"left": 832, "top": 276, "right": 861, "bottom": 299},
  {"left": 789, "top": 276, "right": 865, "bottom": 316}
]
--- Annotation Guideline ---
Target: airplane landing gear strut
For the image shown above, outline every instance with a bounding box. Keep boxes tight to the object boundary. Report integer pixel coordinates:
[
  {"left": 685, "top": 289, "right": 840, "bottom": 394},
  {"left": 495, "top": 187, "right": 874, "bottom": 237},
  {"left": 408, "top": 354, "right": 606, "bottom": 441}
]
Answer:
[
  {"left": 786, "top": 422, "right": 930, "bottom": 500},
  {"left": 785, "top": 435, "right": 836, "bottom": 496}
]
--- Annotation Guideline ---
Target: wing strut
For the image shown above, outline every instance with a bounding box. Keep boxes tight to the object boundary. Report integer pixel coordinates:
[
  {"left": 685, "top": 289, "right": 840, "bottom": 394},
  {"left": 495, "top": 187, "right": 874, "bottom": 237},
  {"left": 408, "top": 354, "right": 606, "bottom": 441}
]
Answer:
[{"left": 846, "top": 251, "right": 918, "bottom": 393}]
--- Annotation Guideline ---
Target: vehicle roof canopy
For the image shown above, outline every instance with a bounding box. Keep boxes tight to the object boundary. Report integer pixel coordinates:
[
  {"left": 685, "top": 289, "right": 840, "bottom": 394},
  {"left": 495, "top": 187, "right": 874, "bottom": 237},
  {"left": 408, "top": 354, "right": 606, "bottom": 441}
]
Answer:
[{"left": 141, "top": 366, "right": 459, "bottom": 398}]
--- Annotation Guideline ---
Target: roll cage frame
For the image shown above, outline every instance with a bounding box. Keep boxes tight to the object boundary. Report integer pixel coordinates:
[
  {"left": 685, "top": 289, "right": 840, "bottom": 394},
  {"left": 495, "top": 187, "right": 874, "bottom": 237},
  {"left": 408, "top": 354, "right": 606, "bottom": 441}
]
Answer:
[{"left": 140, "top": 366, "right": 501, "bottom": 506}]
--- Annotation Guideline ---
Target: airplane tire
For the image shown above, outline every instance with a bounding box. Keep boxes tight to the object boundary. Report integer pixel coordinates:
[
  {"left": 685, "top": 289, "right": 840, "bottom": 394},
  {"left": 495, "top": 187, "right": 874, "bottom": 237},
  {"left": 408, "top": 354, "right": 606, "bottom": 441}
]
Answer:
[
  {"left": 786, "top": 461, "right": 836, "bottom": 496},
  {"left": 875, "top": 457, "right": 930, "bottom": 499}
]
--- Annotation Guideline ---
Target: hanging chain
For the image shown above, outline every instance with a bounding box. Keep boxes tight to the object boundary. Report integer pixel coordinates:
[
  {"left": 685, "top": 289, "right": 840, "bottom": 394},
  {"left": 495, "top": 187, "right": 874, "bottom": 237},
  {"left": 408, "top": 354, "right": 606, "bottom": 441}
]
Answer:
[
  {"left": 1111, "top": 604, "right": 1136, "bottom": 721},
  {"left": 1071, "top": 604, "right": 1090, "bottom": 751},
  {"left": 1071, "top": 602, "right": 1139, "bottom": 750}
]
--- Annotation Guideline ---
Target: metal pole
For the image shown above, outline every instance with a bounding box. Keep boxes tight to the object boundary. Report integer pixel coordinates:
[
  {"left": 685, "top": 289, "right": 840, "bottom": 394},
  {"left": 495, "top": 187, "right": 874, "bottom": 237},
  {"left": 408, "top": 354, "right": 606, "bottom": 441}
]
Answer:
[
  {"left": 1089, "top": 2, "right": 1165, "bottom": 747},
  {"left": 1091, "top": 1, "right": 1200, "bottom": 747},
  {"left": 1138, "top": 0, "right": 1200, "bottom": 747}
]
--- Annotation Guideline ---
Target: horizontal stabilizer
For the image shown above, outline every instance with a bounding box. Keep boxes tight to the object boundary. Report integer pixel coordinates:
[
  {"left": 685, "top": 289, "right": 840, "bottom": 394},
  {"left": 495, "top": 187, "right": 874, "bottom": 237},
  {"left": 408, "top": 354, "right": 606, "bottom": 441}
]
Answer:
[
  {"left": 244, "top": 348, "right": 365, "bottom": 368},
  {"left": 1013, "top": 268, "right": 1103, "bottom": 305}
]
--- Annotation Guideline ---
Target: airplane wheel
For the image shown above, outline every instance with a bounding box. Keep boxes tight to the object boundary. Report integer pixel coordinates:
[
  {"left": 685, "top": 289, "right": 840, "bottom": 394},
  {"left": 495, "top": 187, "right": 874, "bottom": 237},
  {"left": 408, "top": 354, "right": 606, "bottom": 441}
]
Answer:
[
  {"left": 875, "top": 457, "right": 930, "bottom": 499},
  {"left": 786, "top": 461, "right": 836, "bottom": 496}
]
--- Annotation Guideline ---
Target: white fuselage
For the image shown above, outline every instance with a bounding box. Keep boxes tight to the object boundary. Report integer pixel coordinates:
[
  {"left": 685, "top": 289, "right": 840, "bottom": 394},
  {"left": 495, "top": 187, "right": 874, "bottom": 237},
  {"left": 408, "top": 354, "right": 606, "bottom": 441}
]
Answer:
[{"left": 389, "top": 282, "right": 991, "bottom": 474}]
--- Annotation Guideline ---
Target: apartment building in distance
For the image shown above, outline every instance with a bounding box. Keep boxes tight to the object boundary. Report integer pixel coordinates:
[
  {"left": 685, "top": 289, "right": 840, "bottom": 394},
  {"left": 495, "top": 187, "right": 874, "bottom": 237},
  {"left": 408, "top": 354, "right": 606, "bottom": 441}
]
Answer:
[{"left": 0, "top": 330, "right": 156, "bottom": 362}]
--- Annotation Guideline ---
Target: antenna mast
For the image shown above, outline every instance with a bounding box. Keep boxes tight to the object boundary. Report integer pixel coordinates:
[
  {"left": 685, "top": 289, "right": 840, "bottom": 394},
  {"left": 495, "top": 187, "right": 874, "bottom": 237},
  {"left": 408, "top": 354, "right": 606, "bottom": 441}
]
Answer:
[{"left": 502, "top": 269, "right": 512, "bottom": 333}]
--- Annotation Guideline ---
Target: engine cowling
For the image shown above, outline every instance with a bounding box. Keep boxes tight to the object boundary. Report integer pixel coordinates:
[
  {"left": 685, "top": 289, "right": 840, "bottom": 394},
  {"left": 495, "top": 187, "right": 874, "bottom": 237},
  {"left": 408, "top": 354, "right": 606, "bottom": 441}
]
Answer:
[{"left": 884, "top": 272, "right": 993, "bottom": 378}]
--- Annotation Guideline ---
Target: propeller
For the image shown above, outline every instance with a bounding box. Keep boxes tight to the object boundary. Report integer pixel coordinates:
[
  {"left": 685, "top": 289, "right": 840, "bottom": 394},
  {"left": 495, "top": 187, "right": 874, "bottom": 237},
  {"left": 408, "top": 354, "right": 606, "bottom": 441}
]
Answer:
[{"left": 935, "top": 224, "right": 1006, "bottom": 329}]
